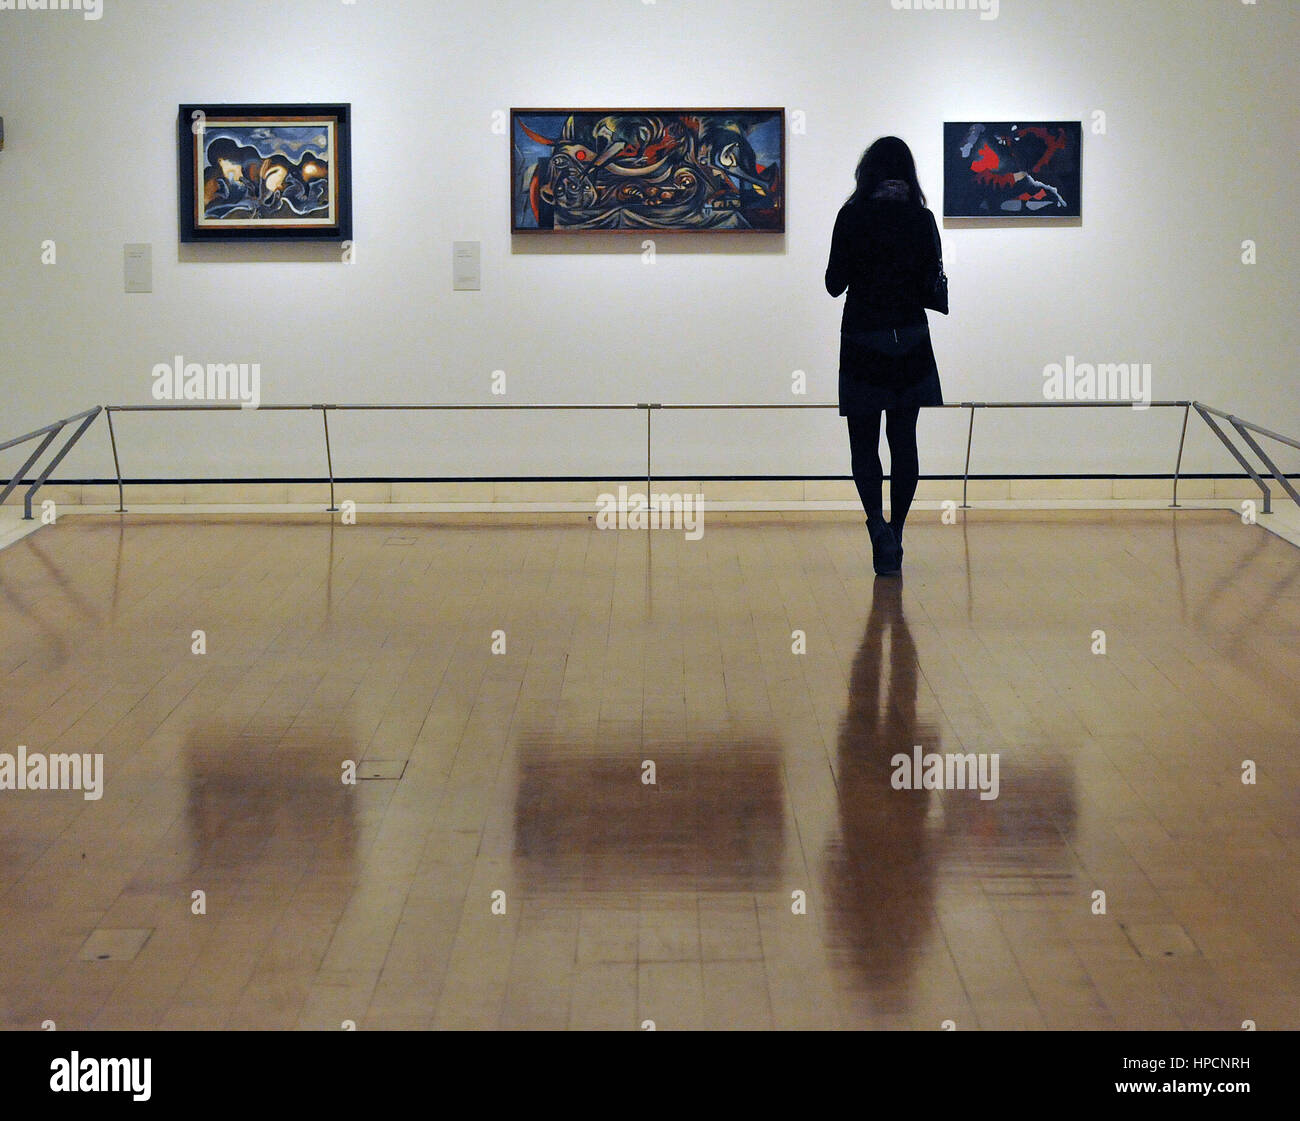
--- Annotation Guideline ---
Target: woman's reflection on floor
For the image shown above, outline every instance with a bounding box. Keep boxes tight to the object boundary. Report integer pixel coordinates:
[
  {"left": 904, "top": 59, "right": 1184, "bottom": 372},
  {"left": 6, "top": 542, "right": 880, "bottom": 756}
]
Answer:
[
  {"left": 823, "top": 579, "right": 1079, "bottom": 1023},
  {"left": 823, "top": 579, "right": 939, "bottom": 1017}
]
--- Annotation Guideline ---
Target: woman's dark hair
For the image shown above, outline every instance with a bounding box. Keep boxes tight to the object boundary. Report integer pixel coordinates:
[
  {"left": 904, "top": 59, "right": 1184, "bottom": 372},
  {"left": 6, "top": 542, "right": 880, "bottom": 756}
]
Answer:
[{"left": 847, "top": 136, "right": 926, "bottom": 207}]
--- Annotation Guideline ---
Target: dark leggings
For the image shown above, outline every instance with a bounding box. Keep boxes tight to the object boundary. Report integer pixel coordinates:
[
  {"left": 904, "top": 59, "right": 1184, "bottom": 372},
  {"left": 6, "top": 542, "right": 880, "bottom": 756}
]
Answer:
[{"left": 847, "top": 407, "right": 920, "bottom": 535}]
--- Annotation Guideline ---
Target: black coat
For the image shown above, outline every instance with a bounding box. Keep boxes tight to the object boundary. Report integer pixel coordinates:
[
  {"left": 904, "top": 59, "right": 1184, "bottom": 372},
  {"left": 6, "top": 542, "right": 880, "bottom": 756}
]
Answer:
[{"left": 826, "top": 199, "right": 946, "bottom": 415}]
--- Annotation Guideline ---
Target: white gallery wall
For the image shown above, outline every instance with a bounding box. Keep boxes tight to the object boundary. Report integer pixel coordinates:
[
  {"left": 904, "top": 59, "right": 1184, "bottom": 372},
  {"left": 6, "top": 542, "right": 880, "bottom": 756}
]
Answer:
[{"left": 0, "top": 0, "right": 1296, "bottom": 484}]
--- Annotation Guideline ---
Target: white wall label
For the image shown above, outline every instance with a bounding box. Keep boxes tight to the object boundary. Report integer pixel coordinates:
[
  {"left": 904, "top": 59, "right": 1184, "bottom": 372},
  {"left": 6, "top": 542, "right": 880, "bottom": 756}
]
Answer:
[
  {"left": 453, "top": 241, "right": 481, "bottom": 291},
  {"left": 124, "top": 244, "right": 152, "bottom": 293}
]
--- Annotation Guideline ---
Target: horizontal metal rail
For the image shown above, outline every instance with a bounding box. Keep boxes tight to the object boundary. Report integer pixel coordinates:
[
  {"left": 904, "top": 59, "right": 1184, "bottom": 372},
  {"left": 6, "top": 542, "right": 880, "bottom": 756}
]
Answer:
[
  {"left": 105, "top": 403, "right": 645, "bottom": 411},
  {"left": 103, "top": 401, "right": 1193, "bottom": 410},
  {"left": 0, "top": 406, "right": 102, "bottom": 454},
  {"left": 1196, "top": 404, "right": 1300, "bottom": 453}
]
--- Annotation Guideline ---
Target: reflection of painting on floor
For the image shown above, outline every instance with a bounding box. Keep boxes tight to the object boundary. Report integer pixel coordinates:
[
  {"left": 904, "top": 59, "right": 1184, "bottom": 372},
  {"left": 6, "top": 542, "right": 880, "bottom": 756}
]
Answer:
[
  {"left": 513, "top": 740, "right": 786, "bottom": 893},
  {"left": 512, "top": 109, "right": 784, "bottom": 231},
  {"left": 944, "top": 121, "right": 1081, "bottom": 217}
]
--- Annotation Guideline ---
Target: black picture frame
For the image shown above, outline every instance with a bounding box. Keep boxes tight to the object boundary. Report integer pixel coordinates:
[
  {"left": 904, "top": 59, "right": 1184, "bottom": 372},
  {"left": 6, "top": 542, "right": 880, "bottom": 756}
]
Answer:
[
  {"left": 178, "top": 103, "right": 352, "bottom": 242},
  {"left": 511, "top": 108, "right": 785, "bottom": 233},
  {"left": 943, "top": 121, "right": 1082, "bottom": 219}
]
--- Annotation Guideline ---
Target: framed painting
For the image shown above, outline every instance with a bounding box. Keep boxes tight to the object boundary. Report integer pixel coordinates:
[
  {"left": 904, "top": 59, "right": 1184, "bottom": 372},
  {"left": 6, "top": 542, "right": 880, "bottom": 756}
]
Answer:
[
  {"left": 943, "top": 121, "right": 1081, "bottom": 218},
  {"left": 178, "top": 103, "right": 352, "bottom": 241},
  {"left": 511, "top": 108, "right": 785, "bottom": 233}
]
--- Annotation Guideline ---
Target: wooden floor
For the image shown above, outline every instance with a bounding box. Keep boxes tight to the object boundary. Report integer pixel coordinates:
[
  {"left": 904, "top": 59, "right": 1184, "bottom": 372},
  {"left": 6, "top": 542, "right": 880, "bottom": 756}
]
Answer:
[{"left": 1, "top": 509, "right": 1297, "bottom": 1030}]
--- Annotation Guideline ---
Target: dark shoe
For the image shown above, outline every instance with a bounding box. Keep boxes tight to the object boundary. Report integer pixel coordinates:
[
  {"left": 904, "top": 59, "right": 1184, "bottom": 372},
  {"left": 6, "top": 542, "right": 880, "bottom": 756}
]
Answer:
[
  {"left": 889, "top": 523, "right": 905, "bottom": 569},
  {"left": 866, "top": 516, "right": 901, "bottom": 576}
]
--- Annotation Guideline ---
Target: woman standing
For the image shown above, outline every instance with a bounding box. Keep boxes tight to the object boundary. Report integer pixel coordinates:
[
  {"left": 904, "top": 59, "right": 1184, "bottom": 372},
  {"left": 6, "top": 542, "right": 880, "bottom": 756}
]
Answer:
[{"left": 826, "top": 136, "right": 946, "bottom": 576}]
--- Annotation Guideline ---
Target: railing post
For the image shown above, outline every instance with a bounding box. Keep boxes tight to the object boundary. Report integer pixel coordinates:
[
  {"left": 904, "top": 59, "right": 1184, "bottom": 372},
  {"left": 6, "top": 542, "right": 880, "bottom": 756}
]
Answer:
[
  {"left": 106, "top": 407, "right": 127, "bottom": 513},
  {"left": 640, "top": 403, "right": 660, "bottom": 503},
  {"left": 1170, "top": 402, "right": 1190, "bottom": 509},
  {"left": 319, "top": 406, "right": 339, "bottom": 513},
  {"left": 960, "top": 404, "right": 975, "bottom": 509}
]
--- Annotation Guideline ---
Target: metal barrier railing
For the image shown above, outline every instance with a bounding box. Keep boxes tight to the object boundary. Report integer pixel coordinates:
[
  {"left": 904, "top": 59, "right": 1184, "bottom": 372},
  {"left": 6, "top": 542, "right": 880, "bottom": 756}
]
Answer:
[
  {"left": 0, "top": 406, "right": 102, "bottom": 520},
  {"left": 101, "top": 400, "right": 1197, "bottom": 514},
  {"left": 2, "top": 399, "right": 1296, "bottom": 519},
  {"left": 103, "top": 403, "right": 646, "bottom": 514},
  {"left": 104, "top": 400, "right": 1206, "bottom": 512},
  {"left": 1193, "top": 402, "right": 1300, "bottom": 515}
]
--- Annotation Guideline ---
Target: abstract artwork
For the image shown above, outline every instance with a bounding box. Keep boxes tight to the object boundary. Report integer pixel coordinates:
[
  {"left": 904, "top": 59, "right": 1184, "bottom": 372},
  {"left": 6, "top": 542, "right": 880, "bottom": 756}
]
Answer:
[
  {"left": 178, "top": 104, "right": 352, "bottom": 241},
  {"left": 511, "top": 109, "right": 784, "bottom": 232},
  {"left": 943, "top": 121, "right": 1081, "bottom": 218}
]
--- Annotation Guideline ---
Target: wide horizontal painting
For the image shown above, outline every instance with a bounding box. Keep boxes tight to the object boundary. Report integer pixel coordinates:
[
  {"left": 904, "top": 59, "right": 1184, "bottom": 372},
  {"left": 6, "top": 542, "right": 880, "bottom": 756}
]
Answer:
[
  {"left": 944, "top": 121, "right": 1081, "bottom": 218},
  {"left": 178, "top": 103, "right": 352, "bottom": 241},
  {"left": 512, "top": 108, "right": 784, "bottom": 232}
]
